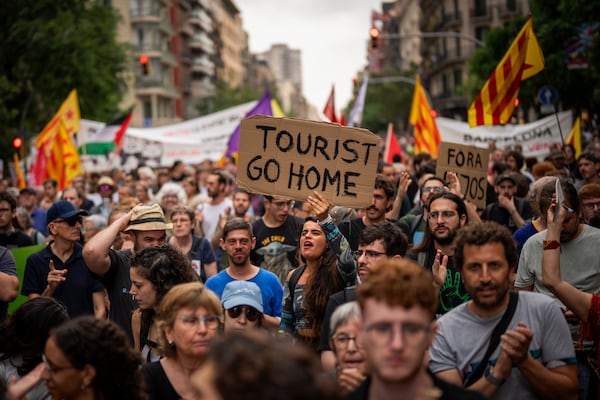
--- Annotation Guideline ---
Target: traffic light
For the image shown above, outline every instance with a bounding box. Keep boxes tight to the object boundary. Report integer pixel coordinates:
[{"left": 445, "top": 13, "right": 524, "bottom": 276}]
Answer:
[
  {"left": 139, "top": 54, "right": 150, "bottom": 76},
  {"left": 370, "top": 27, "right": 380, "bottom": 49},
  {"left": 12, "top": 137, "right": 23, "bottom": 150}
]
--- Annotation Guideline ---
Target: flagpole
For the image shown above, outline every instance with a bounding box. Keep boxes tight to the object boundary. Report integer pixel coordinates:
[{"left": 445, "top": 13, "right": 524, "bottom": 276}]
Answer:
[{"left": 553, "top": 109, "right": 565, "bottom": 148}]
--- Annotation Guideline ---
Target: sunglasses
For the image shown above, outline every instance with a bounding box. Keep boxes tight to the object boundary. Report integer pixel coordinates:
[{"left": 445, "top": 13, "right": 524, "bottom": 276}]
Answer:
[
  {"left": 54, "top": 216, "right": 83, "bottom": 227},
  {"left": 227, "top": 306, "right": 261, "bottom": 322}
]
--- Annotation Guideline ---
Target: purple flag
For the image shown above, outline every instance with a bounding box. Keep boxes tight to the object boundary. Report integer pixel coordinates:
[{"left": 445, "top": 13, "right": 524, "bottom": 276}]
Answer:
[{"left": 225, "top": 91, "right": 272, "bottom": 159}]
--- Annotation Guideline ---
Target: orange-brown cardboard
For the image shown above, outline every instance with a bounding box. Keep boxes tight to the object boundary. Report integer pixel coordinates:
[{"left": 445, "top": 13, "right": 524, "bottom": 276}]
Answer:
[
  {"left": 436, "top": 142, "right": 489, "bottom": 209},
  {"left": 237, "top": 115, "right": 381, "bottom": 208}
]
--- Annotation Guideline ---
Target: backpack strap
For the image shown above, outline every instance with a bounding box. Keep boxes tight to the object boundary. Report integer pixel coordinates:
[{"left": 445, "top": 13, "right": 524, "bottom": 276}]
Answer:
[{"left": 287, "top": 265, "right": 306, "bottom": 296}]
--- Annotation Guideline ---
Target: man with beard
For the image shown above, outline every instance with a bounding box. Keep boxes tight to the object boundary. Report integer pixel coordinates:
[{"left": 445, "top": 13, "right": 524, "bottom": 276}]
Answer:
[
  {"left": 516, "top": 177, "right": 600, "bottom": 400},
  {"left": 339, "top": 174, "right": 395, "bottom": 251},
  {"left": 429, "top": 222, "right": 577, "bottom": 400},
  {"left": 481, "top": 173, "right": 532, "bottom": 233},
  {"left": 83, "top": 203, "right": 171, "bottom": 341},
  {"left": 206, "top": 218, "right": 283, "bottom": 331},
  {"left": 201, "top": 169, "right": 233, "bottom": 239},
  {"left": 347, "top": 258, "right": 486, "bottom": 400},
  {"left": 408, "top": 192, "right": 470, "bottom": 314}
]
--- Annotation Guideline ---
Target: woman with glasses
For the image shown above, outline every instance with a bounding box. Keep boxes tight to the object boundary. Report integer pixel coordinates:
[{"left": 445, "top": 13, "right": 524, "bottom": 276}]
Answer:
[
  {"left": 221, "top": 281, "right": 264, "bottom": 334},
  {"left": 42, "top": 316, "right": 146, "bottom": 400},
  {"left": 142, "top": 281, "right": 222, "bottom": 400},
  {"left": 328, "top": 301, "right": 366, "bottom": 395},
  {"left": 129, "top": 246, "right": 197, "bottom": 363},
  {"left": 167, "top": 207, "right": 217, "bottom": 282},
  {"left": 0, "top": 297, "right": 69, "bottom": 400},
  {"left": 279, "top": 191, "right": 356, "bottom": 351}
]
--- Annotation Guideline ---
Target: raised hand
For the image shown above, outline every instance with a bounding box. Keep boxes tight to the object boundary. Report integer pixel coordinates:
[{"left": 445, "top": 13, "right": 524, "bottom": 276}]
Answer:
[
  {"left": 432, "top": 249, "right": 448, "bottom": 287},
  {"left": 307, "top": 191, "right": 331, "bottom": 221},
  {"left": 46, "top": 259, "right": 67, "bottom": 294}
]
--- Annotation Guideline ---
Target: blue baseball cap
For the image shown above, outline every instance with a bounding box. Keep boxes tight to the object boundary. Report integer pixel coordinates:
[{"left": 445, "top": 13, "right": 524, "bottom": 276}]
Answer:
[
  {"left": 221, "top": 281, "right": 263, "bottom": 313},
  {"left": 47, "top": 200, "right": 88, "bottom": 225}
]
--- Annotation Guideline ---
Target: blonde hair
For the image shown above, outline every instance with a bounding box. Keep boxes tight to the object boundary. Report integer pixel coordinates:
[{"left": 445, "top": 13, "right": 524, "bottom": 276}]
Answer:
[{"left": 156, "top": 282, "right": 222, "bottom": 357}]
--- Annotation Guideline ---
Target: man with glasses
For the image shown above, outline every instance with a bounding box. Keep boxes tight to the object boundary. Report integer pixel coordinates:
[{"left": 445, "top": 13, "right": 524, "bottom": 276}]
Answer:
[
  {"left": 320, "top": 221, "right": 407, "bottom": 370},
  {"left": 206, "top": 218, "right": 283, "bottom": 331},
  {"left": 399, "top": 176, "right": 446, "bottom": 246},
  {"left": 578, "top": 183, "right": 600, "bottom": 225},
  {"left": 430, "top": 222, "right": 577, "bottom": 399},
  {"left": 251, "top": 195, "right": 303, "bottom": 285},
  {"left": 409, "top": 192, "right": 470, "bottom": 314},
  {"left": 347, "top": 258, "right": 485, "bottom": 399},
  {"left": 22, "top": 200, "right": 106, "bottom": 318}
]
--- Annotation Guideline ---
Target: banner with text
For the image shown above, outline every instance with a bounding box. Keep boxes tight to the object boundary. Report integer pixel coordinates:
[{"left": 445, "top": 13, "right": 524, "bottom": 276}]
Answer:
[
  {"left": 436, "top": 111, "right": 572, "bottom": 160},
  {"left": 436, "top": 142, "right": 489, "bottom": 209},
  {"left": 237, "top": 116, "right": 381, "bottom": 208},
  {"left": 77, "top": 101, "right": 257, "bottom": 172}
]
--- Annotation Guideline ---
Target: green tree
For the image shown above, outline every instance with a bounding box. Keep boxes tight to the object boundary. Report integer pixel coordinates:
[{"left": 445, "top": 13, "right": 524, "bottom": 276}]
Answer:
[
  {"left": 0, "top": 0, "right": 129, "bottom": 166},
  {"left": 466, "top": 2, "right": 600, "bottom": 121}
]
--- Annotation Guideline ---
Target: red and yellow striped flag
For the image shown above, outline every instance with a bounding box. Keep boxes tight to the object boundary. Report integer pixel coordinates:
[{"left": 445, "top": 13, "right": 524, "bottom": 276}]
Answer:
[
  {"left": 468, "top": 17, "right": 544, "bottom": 127},
  {"left": 35, "top": 90, "right": 80, "bottom": 147},
  {"left": 566, "top": 117, "right": 581, "bottom": 158},
  {"left": 409, "top": 75, "right": 441, "bottom": 158}
]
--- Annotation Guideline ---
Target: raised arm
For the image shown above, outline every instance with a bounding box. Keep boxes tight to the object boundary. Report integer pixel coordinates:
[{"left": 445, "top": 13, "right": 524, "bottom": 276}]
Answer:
[
  {"left": 83, "top": 210, "right": 132, "bottom": 276},
  {"left": 542, "top": 201, "right": 592, "bottom": 322},
  {"left": 308, "top": 191, "right": 356, "bottom": 284},
  {"left": 387, "top": 171, "right": 411, "bottom": 220}
]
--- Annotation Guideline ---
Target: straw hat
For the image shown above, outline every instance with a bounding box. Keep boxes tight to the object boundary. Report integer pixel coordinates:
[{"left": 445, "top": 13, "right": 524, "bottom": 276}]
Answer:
[{"left": 124, "top": 204, "right": 173, "bottom": 232}]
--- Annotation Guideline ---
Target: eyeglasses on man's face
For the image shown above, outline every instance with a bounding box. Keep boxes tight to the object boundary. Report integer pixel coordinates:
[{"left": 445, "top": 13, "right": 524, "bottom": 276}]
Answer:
[
  {"left": 422, "top": 186, "right": 444, "bottom": 194},
  {"left": 351, "top": 250, "right": 386, "bottom": 261},
  {"left": 364, "top": 321, "right": 430, "bottom": 347},
  {"left": 271, "top": 200, "right": 295, "bottom": 209}
]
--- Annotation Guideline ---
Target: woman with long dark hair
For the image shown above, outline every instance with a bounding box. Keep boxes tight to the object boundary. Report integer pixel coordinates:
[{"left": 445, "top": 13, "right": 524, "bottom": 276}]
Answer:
[
  {"left": 129, "top": 246, "right": 197, "bottom": 363},
  {"left": 279, "top": 191, "right": 355, "bottom": 351}
]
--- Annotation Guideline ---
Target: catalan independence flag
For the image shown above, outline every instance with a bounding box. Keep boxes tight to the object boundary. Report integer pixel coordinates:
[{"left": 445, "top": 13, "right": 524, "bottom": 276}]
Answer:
[
  {"left": 409, "top": 75, "right": 441, "bottom": 158},
  {"left": 468, "top": 17, "right": 544, "bottom": 127}
]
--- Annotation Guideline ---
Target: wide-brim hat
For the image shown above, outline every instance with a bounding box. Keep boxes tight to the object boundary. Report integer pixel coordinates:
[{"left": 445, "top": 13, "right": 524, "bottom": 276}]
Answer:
[
  {"left": 97, "top": 176, "right": 115, "bottom": 188},
  {"left": 221, "top": 281, "right": 264, "bottom": 313},
  {"left": 124, "top": 203, "right": 173, "bottom": 232}
]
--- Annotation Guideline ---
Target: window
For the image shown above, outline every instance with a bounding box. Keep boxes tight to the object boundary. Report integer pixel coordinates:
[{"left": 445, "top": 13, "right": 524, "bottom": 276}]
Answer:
[
  {"left": 475, "top": 27, "right": 489, "bottom": 43},
  {"left": 454, "top": 69, "right": 462, "bottom": 87},
  {"left": 474, "top": 0, "right": 486, "bottom": 17},
  {"left": 506, "top": 0, "right": 517, "bottom": 11}
]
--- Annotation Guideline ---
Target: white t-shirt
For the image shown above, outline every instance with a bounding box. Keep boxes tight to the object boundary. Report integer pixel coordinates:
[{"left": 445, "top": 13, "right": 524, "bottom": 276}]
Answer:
[{"left": 201, "top": 198, "right": 233, "bottom": 238}]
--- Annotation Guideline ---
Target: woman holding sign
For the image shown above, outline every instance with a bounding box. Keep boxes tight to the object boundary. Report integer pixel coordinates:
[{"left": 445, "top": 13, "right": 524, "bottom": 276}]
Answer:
[{"left": 279, "top": 191, "right": 356, "bottom": 351}]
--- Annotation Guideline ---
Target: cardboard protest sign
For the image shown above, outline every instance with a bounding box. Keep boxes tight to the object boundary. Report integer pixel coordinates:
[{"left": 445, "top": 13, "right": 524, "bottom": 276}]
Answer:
[
  {"left": 436, "top": 142, "right": 489, "bottom": 209},
  {"left": 237, "top": 115, "right": 381, "bottom": 208}
]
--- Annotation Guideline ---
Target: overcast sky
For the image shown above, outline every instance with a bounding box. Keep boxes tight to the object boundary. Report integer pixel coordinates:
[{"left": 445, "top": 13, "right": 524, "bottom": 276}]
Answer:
[{"left": 237, "top": 0, "right": 381, "bottom": 115}]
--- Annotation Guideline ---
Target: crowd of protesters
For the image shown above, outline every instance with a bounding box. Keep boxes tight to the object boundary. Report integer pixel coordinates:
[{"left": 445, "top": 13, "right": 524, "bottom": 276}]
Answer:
[{"left": 0, "top": 134, "right": 599, "bottom": 399}]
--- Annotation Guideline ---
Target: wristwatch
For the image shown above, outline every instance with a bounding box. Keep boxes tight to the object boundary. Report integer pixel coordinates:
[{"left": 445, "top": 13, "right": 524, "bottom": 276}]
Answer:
[{"left": 484, "top": 365, "right": 506, "bottom": 386}]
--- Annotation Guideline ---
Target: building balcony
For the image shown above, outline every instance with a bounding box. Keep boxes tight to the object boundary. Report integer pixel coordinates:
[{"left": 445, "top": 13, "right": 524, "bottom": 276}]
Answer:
[
  {"left": 135, "top": 78, "right": 179, "bottom": 98},
  {"left": 191, "top": 57, "right": 214, "bottom": 75},
  {"left": 159, "top": 17, "right": 173, "bottom": 36},
  {"left": 499, "top": 1, "right": 521, "bottom": 19},
  {"left": 439, "top": 12, "right": 462, "bottom": 29},
  {"left": 190, "top": 34, "right": 214, "bottom": 54},
  {"left": 188, "top": 9, "right": 212, "bottom": 32},
  {"left": 131, "top": 7, "right": 160, "bottom": 20},
  {"left": 470, "top": 7, "right": 492, "bottom": 23}
]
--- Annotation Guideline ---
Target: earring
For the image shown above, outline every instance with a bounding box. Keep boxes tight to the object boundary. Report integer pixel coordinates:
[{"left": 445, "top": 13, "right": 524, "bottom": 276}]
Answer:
[{"left": 168, "top": 339, "right": 174, "bottom": 345}]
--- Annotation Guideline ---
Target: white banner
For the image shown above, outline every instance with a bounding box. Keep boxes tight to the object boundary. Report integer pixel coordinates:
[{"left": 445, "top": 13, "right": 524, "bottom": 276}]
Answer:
[
  {"left": 77, "top": 101, "right": 257, "bottom": 172},
  {"left": 436, "top": 111, "right": 572, "bottom": 160}
]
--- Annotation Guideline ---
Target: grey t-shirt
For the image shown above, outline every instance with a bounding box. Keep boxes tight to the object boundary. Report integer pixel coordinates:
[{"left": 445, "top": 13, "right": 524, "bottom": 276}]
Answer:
[
  {"left": 429, "top": 291, "right": 576, "bottom": 400},
  {"left": 515, "top": 225, "right": 600, "bottom": 306}
]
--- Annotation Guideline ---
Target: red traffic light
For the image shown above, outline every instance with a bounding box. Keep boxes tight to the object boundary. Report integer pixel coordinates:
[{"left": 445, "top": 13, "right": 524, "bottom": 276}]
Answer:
[
  {"left": 139, "top": 54, "right": 149, "bottom": 64},
  {"left": 12, "top": 137, "right": 23, "bottom": 149},
  {"left": 139, "top": 54, "right": 150, "bottom": 75},
  {"left": 369, "top": 27, "right": 380, "bottom": 39}
]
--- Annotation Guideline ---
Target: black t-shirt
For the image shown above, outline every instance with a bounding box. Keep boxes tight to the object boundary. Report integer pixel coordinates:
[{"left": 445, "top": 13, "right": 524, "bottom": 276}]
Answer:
[
  {"left": 318, "top": 285, "right": 357, "bottom": 352},
  {"left": 0, "top": 231, "right": 34, "bottom": 249},
  {"left": 251, "top": 216, "right": 303, "bottom": 285},
  {"left": 481, "top": 198, "right": 533, "bottom": 233},
  {"left": 100, "top": 249, "right": 137, "bottom": 343},
  {"left": 142, "top": 361, "right": 179, "bottom": 400}
]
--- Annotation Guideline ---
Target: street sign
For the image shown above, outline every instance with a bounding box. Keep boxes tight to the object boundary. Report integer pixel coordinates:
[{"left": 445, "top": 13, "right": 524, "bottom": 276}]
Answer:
[
  {"left": 538, "top": 86, "right": 558, "bottom": 105},
  {"left": 540, "top": 104, "right": 555, "bottom": 115}
]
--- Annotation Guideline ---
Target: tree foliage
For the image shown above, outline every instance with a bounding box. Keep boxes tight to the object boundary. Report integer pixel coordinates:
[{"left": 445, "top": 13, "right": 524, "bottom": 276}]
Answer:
[
  {"left": 466, "top": 1, "right": 600, "bottom": 121},
  {"left": 0, "top": 0, "right": 129, "bottom": 165}
]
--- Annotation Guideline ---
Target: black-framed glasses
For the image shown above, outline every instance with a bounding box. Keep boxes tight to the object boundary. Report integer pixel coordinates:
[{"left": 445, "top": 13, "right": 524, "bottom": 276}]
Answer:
[
  {"left": 179, "top": 314, "right": 221, "bottom": 329},
  {"left": 331, "top": 333, "right": 363, "bottom": 349},
  {"left": 42, "top": 354, "right": 77, "bottom": 374},
  {"left": 53, "top": 216, "right": 83, "bottom": 227},
  {"left": 422, "top": 186, "right": 444, "bottom": 194},
  {"left": 583, "top": 201, "right": 600, "bottom": 211},
  {"left": 364, "top": 322, "right": 430, "bottom": 347},
  {"left": 227, "top": 306, "right": 261, "bottom": 322},
  {"left": 428, "top": 211, "right": 457, "bottom": 221},
  {"left": 0, "top": 208, "right": 11, "bottom": 214},
  {"left": 351, "top": 250, "right": 386, "bottom": 260}
]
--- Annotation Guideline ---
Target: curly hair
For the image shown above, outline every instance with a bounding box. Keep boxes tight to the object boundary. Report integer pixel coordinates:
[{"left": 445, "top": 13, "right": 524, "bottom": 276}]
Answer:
[
  {"left": 156, "top": 282, "right": 222, "bottom": 358},
  {"left": 200, "top": 330, "right": 341, "bottom": 400},
  {"left": 357, "top": 258, "right": 438, "bottom": 320},
  {"left": 51, "top": 316, "right": 147, "bottom": 400},
  {"left": 299, "top": 217, "right": 345, "bottom": 335},
  {"left": 453, "top": 221, "right": 517, "bottom": 271},
  {"left": 0, "top": 297, "right": 68, "bottom": 376}
]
